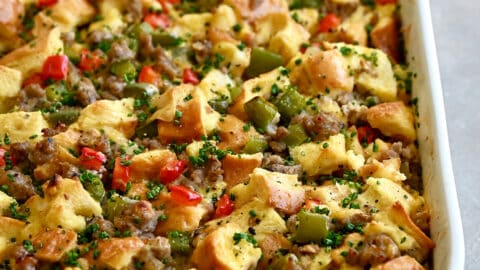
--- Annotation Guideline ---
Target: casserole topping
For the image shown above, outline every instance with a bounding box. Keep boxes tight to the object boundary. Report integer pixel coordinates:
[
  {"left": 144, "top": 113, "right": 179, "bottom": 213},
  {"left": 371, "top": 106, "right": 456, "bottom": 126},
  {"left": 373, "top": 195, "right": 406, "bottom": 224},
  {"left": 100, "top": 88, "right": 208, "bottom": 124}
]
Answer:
[{"left": 0, "top": 0, "right": 433, "bottom": 269}]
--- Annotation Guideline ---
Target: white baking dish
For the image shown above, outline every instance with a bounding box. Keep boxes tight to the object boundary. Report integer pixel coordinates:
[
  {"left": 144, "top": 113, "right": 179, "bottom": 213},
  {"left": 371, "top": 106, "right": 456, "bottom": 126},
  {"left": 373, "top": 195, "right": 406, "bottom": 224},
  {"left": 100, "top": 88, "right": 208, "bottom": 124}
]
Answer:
[{"left": 400, "top": 0, "right": 464, "bottom": 269}]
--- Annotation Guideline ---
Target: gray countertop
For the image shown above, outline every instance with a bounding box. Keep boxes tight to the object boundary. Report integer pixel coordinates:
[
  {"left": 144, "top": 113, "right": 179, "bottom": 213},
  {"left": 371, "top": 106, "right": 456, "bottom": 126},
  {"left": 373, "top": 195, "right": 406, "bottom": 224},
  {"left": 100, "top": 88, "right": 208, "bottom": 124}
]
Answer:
[{"left": 431, "top": 1, "right": 480, "bottom": 269}]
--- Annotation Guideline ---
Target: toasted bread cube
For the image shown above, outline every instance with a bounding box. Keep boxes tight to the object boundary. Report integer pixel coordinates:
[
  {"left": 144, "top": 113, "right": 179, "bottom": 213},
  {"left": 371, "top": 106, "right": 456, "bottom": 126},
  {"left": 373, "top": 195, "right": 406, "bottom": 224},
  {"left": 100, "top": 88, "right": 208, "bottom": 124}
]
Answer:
[
  {"left": 170, "top": 13, "right": 212, "bottom": 39},
  {"left": 230, "top": 168, "right": 305, "bottom": 215},
  {"left": 367, "top": 101, "right": 416, "bottom": 142},
  {"left": 0, "top": 192, "right": 15, "bottom": 215},
  {"left": 157, "top": 88, "right": 221, "bottom": 144},
  {"left": 32, "top": 228, "right": 77, "bottom": 262},
  {"left": 337, "top": 6, "right": 373, "bottom": 46},
  {"left": 154, "top": 192, "right": 209, "bottom": 234},
  {"left": 86, "top": 237, "right": 144, "bottom": 270},
  {"left": 213, "top": 41, "right": 251, "bottom": 78},
  {"left": 0, "top": 217, "right": 25, "bottom": 258},
  {"left": 151, "top": 84, "right": 193, "bottom": 122},
  {"left": 358, "top": 158, "right": 406, "bottom": 182},
  {"left": 356, "top": 177, "right": 423, "bottom": 215},
  {"left": 0, "top": 65, "right": 22, "bottom": 113},
  {"left": 217, "top": 115, "right": 262, "bottom": 152},
  {"left": 327, "top": 42, "right": 397, "bottom": 101},
  {"left": 0, "top": 0, "right": 24, "bottom": 52},
  {"left": 365, "top": 202, "right": 434, "bottom": 262},
  {"left": 211, "top": 4, "right": 238, "bottom": 31},
  {"left": 49, "top": 0, "right": 96, "bottom": 31},
  {"left": 291, "top": 134, "right": 348, "bottom": 176},
  {"left": 0, "top": 111, "right": 49, "bottom": 144},
  {"left": 289, "top": 8, "right": 319, "bottom": 34},
  {"left": 24, "top": 176, "right": 102, "bottom": 236},
  {"left": 70, "top": 98, "right": 137, "bottom": 144},
  {"left": 371, "top": 255, "right": 425, "bottom": 270},
  {"left": 192, "top": 223, "right": 262, "bottom": 270},
  {"left": 0, "top": 28, "right": 63, "bottom": 80},
  {"left": 198, "top": 69, "right": 234, "bottom": 103},
  {"left": 129, "top": 150, "right": 177, "bottom": 180},
  {"left": 269, "top": 18, "right": 310, "bottom": 62},
  {"left": 222, "top": 153, "right": 263, "bottom": 188},
  {"left": 229, "top": 68, "right": 290, "bottom": 120}
]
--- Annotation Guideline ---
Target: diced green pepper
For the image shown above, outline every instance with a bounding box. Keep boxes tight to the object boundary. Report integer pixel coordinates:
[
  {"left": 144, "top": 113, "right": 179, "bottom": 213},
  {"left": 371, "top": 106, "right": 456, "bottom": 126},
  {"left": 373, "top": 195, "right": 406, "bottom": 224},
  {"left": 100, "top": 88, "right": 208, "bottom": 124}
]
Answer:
[
  {"left": 282, "top": 124, "right": 309, "bottom": 147},
  {"left": 82, "top": 174, "right": 105, "bottom": 201},
  {"left": 102, "top": 194, "right": 128, "bottom": 221},
  {"left": 208, "top": 99, "right": 230, "bottom": 114},
  {"left": 178, "top": 0, "right": 218, "bottom": 13},
  {"left": 124, "top": 83, "right": 159, "bottom": 98},
  {"left": 167, "top": 231, "right": 191, "bottom": 254},
  {"left": 290, "top": 0, "right": 323, "bottom": 9},
  {"left": 152, "top": 32, "right": 183, "bottom": 47},
  {"left": 229, "top": 85, "right": 242, "bottom": 101},
  {"left": 135, "top": 121, "right": 158, "bottom": 138},
  {"left": 110, "top": 60, "right": 137, "bottom": 81},
  {"left": 243, "top": 136, "right": 268, "bottom": 154},
  {"left": 270, "top": 254, "right": 300, "bottom": 270},
  {"left": 244, "top": 97, "right": 279, "bottom": 133},
  {"left": 245, "top": 47, "right": 283, "bottom": 78},
  {"left": 127, "top": 22, "right": 153, "bottom": 39},
  {"left": 295, "top": 210, "right": 329, "bottom": 244},
  {"left": 46, "top": 108, "right": 81, "bottom": 125},
  {"left": 45, "top": 83, "right": 66, "bottom": 102},
  {"left": 274, "top": 87, "right": 306, "bottom": 119}
]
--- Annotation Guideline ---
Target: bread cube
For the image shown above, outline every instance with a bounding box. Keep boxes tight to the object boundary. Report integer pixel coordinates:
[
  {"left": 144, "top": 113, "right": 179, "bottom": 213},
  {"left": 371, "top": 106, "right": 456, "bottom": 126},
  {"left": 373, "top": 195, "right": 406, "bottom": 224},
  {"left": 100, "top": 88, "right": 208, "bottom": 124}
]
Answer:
[
  {"left": 70, "top": 98, "right": 137, "bottom": 144},
  {"left": 0, "top": 27, "right": 63, "bottom": 79},
  {"left": 211, "top": 4, "right": 239, "bottom": 32},
  {"left": 0, "top": 0, "right": 24, "bottom": 52},
  {"left": 367, "top": 101, "right": 416, "bottom": 142},
  {"left": 49, "top": 0, "right": 96, "bottom": 31},
  {"left": 217, "top": 115, "right": 262, "bottom": 152},
  {"left": 156, "top": 88, "right": 221, "bottom": 144},
  {"left": 0, "top": 191, "right": 15, "bottom": 215},
  {"left": 0, "top": 217, "right": 25, "bottom": 258},
  {"left": 170, "top": 13, "right": 212, "bottom": 39},
  {"left": 198, "top": 69, "right": 234, "bottom": 102},
  {"left": 328, "top": 42, "right": 397, "bottom": 101},
  {"left": 269, "top": 18, "right": 310, "bottom": 62},
  {"left": 222, "top": 153, "right": 263, "bottom": 188},
  {"left": 0, "top": 111, "right": 49, "bottom": 144},
  {"left": 289, "top": 8, "right": 319, "bottom": 34},
  {"left": 86, "top": 237, "right": 144, "bottom": 270},
  {"left": 213, "top": 41, "right": 251, "bottom": 78},
  {"left": 358, "top": 158, "right": 406, "bottom": 182},
  {"left": 24, "top": 176, "right": 102, "bottom": 236},
  {"left": 371, "top": 255, "right": 425, "bottom": 270},
  {"left": 336, "top": 6, "right": 373, "bottom": 46},
  {"left": 290, "top": 134, "right": 348, "bottom": 176},
  {"left": 31, "top": 228, "right": 77, "bottom": 262},
  {"left": 230, "top": 168, "right": 305, "bottom": 215},
  {"left": 0, "top": 65, "right": 22, "bottom": 113},
  {"left": 129, "top": 150, "right": 177, "bottom": 180},
  {"left": 192, "top": 223, "right": 262, "bottom": 270}
]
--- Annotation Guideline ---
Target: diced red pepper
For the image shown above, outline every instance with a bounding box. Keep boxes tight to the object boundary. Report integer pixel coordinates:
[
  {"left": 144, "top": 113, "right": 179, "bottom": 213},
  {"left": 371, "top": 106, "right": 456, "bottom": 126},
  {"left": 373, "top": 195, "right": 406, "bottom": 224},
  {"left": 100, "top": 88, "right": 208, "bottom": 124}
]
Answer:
[
  {"left": 157, "top": 0, "right": 180, "bottom": 13},
  {"left": 357, "top": 126, "right": 376, "bottom": 145},
  {"left": 112, "top": 157, "right": 131, "bottom": 192},
  {"left": 0, "top": 148, "right": 6, "bottom": 167},
  {"left": 138, "top": 65, "right": 160, "bottom": 84},
  {"left": 144, "top": 13, "right": 170, "bottom": 29},
  {"left": 42, "top": 55, "right": 69, "bottom": 80},
  {"left": 79, "top": 147, "right": 106, "bottom": 170},
  {"left": 182, "top": 68, "right": 199, "bottom": 85},
  {"left": 37, "top": 0, "right": 58, "bottom": 7},
  {"left": 304, "top": 199, "right": 322, "bottom": 210},
  {"left": 318, "top": 13, "right": 341, "bottom": 33},
  {"left": 215, "top": 194, "right": 234, "bottom": 218},
  {"left": 376, "top": 0, "right": 397, "bottom": 5},
  {"left": 169, "top": 185, "right": 202, "bottom": 206},
  {"left": 159, "top": 159, "right": 186, "bottom": 184},
  {"left": 22, "top": 73, "right": 44, "bottom": 88},
  {"left": 79, "top": 49, "right": 104, "bottom": 72}
]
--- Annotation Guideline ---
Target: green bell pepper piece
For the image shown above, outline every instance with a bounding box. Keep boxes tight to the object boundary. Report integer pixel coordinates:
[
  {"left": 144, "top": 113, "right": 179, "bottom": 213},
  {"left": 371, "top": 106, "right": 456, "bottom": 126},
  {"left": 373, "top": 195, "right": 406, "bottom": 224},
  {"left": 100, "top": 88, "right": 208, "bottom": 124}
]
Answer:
[
  {"left": 103, "top": 194, "right": 128, "bottom": 221},
  {"left": 46, "top": 108, "right": 81, "bottom": 125},
  {"left": 282, "top": 124, "right": 309, "bottom": 147},
  {"left": 152, "top": 32, "right": 183, "bottom": 47},
  {"left": 244, "top": 97, "right": 279, "bottom": 133},
  {"left": 110, "top": 60, "right": 137, "bottom": 81},
  {"left": 127, "top": 22, "right": 153, "bottom": 39},
  {"left": 45, "top": 83, "right": 66, "bottom": 102},
  {"left": 274, "top": 87, "right": 306, "bottom": 119},
  {"left": 245, "top": 47, "right": 283, "bottom": 78},
  {"left": 295, "top": 210, "right": 329, "bottom": 244},
  {"left": 124, "top": 83, "right": 159, "bottom": 98},
  {"left": 167, "top": 230, "right": 191, "bottom": 254},
  {"left": 81, "top": 174, "right": 105, "bottom": 201},
  {"left": 228, "top": 85, "right": 242, "bottom": 101},
  {"left": 243, "top": 136, "right": 268, "bottom": 154},
  {"left": 290, "top": 0, "right": 323, "bottom": 9}
]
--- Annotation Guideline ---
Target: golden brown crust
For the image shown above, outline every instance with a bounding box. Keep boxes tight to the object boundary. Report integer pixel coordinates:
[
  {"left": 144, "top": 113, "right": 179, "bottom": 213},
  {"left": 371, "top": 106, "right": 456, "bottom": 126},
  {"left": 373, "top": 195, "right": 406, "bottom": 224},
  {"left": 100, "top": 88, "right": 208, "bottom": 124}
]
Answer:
[{"left": 32, "top": 228, "right": 77, "bottom": 262}]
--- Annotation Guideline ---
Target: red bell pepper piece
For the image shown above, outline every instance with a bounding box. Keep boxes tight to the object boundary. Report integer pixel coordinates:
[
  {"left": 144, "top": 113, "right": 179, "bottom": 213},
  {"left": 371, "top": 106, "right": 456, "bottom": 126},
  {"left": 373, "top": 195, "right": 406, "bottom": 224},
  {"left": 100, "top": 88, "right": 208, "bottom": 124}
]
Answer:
[
  {"left": 79, "top": 147, "right": 106, "bottom": 170},
  {"left": 215, "top": 194, "right": 234, "bottom": 218},
  {"left": 0, "top": 148, "right": 6, "bottom": 167},
  {"left": 304, "top": 199, "right": 322, "bottom": 210},
  {"left": 182, "top": 68, "right": 199, "bottom": 85},
  {"left": 138, "top": 65, "right": 160, "bottom": 84},
  {"left": 357, "top": 126, "right": 376, "bottom": 145},
  {"left": 112, "top": 157, "right": 131, "bottom": 192},
  {"left": 79, "top": 49, "right": 104, "bottom": 72},
  {"left": 318, "top": 13, "right": 341, "bottom": 33},
  {"left": 159, "top": 159, "right": 186, "bottom": 184},
  {"left": 144, "top": 13, "right": 170, "bottom": 29},
  {"left": 42, "top": 55, "right": 69, "bottom": 80},
  {"left": 169, "top": 185, "right": 202, "bottom": 206},
  {"left": 22, "top": 73, "right": 44, "bottom": 88},
  {"left": 37, "top": 0, "right": 58, "bottom": 7}
]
